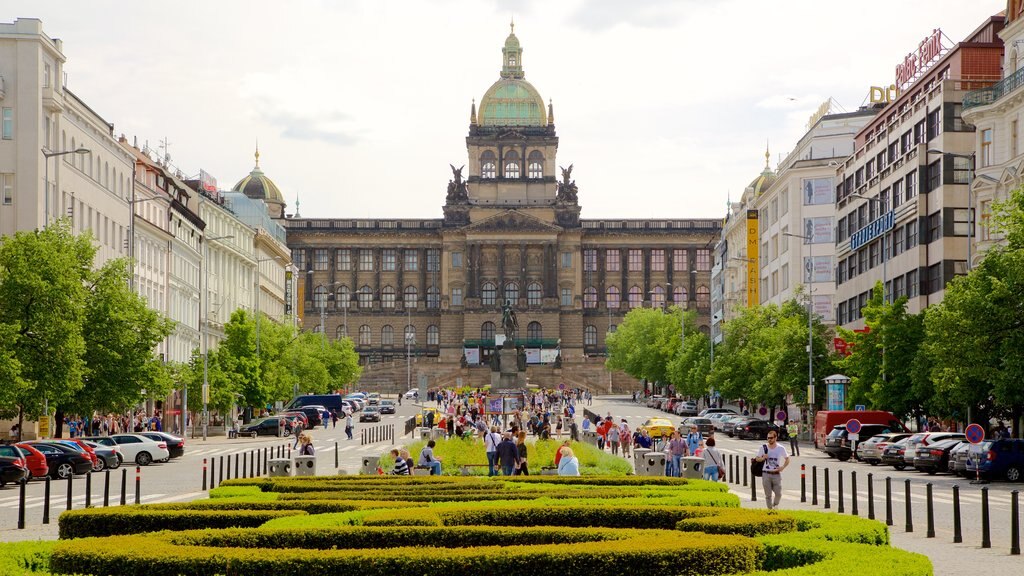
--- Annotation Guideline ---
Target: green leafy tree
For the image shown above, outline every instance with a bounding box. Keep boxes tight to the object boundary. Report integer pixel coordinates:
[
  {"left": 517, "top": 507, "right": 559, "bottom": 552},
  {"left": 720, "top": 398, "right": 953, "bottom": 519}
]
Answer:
[{"left": 607, "top": 306, "right": 685, "bottom": 389}]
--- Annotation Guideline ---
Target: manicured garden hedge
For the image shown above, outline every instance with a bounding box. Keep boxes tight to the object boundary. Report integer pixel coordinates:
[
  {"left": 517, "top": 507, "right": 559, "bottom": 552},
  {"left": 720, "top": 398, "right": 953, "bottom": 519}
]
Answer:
[
  {"left": 0, "top": 541, "right": 56, "bottom": 576},
  {"left": 58, "top": 508, "right": 306, "bottom": 539}
]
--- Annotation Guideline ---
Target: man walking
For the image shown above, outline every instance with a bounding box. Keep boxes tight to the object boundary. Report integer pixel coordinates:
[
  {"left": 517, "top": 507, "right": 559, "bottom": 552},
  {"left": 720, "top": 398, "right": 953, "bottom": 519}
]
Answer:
[
  {"left": 495, "top": 433, "right": 519, "bottom": 476},
  {"left": 484, "top": 425, "right": 501, "bottom": 476},
  {"left": 787, "top": 419, "right": 800, "bottom": 456},
  {"left": 754, "top": 431, "right": 789, "bottom": 509}
]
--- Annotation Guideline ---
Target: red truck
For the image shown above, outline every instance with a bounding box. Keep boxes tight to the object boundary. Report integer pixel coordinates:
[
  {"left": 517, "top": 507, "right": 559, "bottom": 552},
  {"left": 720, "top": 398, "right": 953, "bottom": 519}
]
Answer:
[{"left": 813, "top": 410, "right": 906, "bottom": 449}]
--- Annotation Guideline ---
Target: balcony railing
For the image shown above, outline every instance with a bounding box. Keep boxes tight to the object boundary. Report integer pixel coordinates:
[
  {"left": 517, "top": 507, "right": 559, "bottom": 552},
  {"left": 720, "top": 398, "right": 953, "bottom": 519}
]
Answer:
[{"left": 964, "top": 66, "right": 1024, "bottom": 109}]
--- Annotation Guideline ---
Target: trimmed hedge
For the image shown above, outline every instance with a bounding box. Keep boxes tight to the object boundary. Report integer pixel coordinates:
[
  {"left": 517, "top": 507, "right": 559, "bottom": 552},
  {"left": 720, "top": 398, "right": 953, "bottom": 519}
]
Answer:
[
  {"left": 0, "top": 541, "right": 56, "bottom": 575},
  {"left": 58, "top": 508, "right": 306, "bottom": 539}
]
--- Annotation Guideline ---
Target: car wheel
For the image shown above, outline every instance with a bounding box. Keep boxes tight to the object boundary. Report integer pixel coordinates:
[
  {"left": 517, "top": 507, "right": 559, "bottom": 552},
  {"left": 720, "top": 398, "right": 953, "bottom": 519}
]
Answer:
[
  {"left": 1007, "top": 466, "right": 1021, "bottom": 482},
  {"left": 927, "top": 469, "right": 937, "bottom": 475},
  {"left": 894, "top": 464, "right": 906, "bottom": 471},
  {"left": 251, "top": 432, "right": 258, "bottom": 439},
  {"left": 838, "top": 454, "right": 851, "bottom": 462},
  {"left": 827, "top": 453, "right": 836, "bottom": 459},
  {"left": 92, "top": 458, "right": 106, "bottom": 472},
  {"left": 870, "top": 461, "right": 878, "bottom": 466},
  {"left": 136, "top": 452, "right": 152, "bottom": 466},
  {"left": 56, "top": 463, "right": 74, "bottom": 479}
]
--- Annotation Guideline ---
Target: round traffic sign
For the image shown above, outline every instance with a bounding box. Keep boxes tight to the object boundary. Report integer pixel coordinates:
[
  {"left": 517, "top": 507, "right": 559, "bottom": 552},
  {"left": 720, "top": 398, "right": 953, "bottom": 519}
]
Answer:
[
  {"left": 776, "top": 410, "right": 787, "bottom": 422},
  {"left": 846, "top": 419, "right": 862, "bottom": 434},
  {"left": 558, "top": 383, "right": 566, "bottom": 390},
  {"left": 965, "top": 423, "right": 985, "bottom": 444}
]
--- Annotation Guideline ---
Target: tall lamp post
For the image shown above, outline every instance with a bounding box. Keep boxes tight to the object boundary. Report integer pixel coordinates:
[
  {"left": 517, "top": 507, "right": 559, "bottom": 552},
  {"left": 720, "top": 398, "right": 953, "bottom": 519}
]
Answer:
[
  {"left": 406, "top": 307, "right": 414, "bottom": 396},
  {"left": 926, "top": 149, "right": 976, "bottom": 270},
  {"left": 202, "top": 234, "right": 234, "bottom": 441},
  {"left": 849, "top": 192, "right": 888, "bottom": 382},
  {"left": 41, "top": 147, "right": 90, "bottom": 227},
  {"left": 783, "top": 232, "right": 815, "bottom": 436}
]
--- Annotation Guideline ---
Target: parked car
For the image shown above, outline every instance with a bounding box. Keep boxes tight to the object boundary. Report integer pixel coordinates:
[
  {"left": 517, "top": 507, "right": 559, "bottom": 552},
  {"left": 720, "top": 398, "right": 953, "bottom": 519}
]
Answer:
[
  {"left": 912, "top": 438, "right": 964, "bottom": 474},
  {"left": 379, "top": 400, "right": 396, "bottom": 414},
  {"left": 858, "top": 433, "right": 913, "bottom": 465},
  {"left": 285, "top": 393, "right": 347, "bottom": 415},
  {"left": 902, "top": 432, "right": 966, "bottom": 466},
  {"left": 24, "top": 442, "right": 92, "bottom": 479},
  {"left": 737, "top": 419, "right": 788, "bottom": 441},
  {"left": 881, "top": 437, "right": 913, "bottom": 470},
  {"left": 640, "top": 417, "right": 676, "bottom": 439},
  {"left": 708, "top": 413, "right": 734, "bottom": 431},
  {"left": 240, "top": 417, "right": 288, "bottom": 438},
  {"left": 698, "top": 408, "right": 738, "bottom": 417},
  {"left": 813, "top": 410, "right": 906, "bottom": 449},
  {"left": 676, "top": 401, "right": 699, "bottom": 417},
  {"left": 4, "top": 444, "right": 47, "bottom": 478},
  {"left": 404, "top": 389, "right": 419, "bottom": 399},
  {"left": 294, "top": 406, "right": 325, "bottom": 427},
  {"left": 724, "top": 417, "right": 755, "bottom": 438},
  {"left": 965, "top": 438, "right": 1024, "bottom": 482},
  {"left": 646, "top": 395, "right": 665, "bottom": 409},
  {"left": 950, "top": 442, "right": 974, "bottom": 476},
  {"left": 360, "top": 406, "right": 382, "bottom": 423},
  {"left": 0, "top": 456, "right": 29, "bottom": 487},
  {"left": 279, "top": 411, "right": 310, "bottom": 428},
  {"left": 681, "top": 417, "right": 715, "bottom": 435},
  {"left": 367, "top": 393, "right": 381, "bottom": 406},
  {"left": 82, "top": 434, "right": 169, "bottom": 466},
  {"left": 81, "top": 440, "right": 120, "bottom": 471},
  {"left": 51, "top": 439, "right": 98, "bottom": 468},
  {"left": 137, "top": 432, "right": 185, "bottom": 459},
  {"left": 822, "top": 424, "right": 896, "bottom": 461}
]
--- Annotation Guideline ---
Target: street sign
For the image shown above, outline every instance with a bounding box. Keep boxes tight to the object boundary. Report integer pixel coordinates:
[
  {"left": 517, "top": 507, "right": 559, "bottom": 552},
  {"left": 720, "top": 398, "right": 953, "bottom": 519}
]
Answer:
[
  {"left": 38, "top": 416, "right": 49, "bottom": 438},
  {"left": 846, "top": 418, "right": 862, "bottom": 434},
  {"left": 559, "top": 383, "right": 566, "bottom": 390},
  {"left": 855, "top": 404, "right": 866, "bottom": 411},
  {"left": 965, "top": 423, "right": 985, "bottom": 444},
  {"left": 848, "top": 433, "right": 860, "bottom": 442},
  {"left": 776, "top": 410, "right": 787, "bottom": 422}
]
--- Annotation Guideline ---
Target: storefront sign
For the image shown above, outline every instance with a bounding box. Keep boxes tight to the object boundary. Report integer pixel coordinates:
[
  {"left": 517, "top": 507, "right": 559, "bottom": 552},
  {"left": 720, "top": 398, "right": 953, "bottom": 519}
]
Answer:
[
  {"left": 896, "top": 29, "right": 944, "bottom": 90},
  {"left": 850, "top": 211, "right": 895, "bottom": 250},
  {"left": 746, "top": 210, "right": 759, "bottom": 307},
  {"left": 284, "top": 270, "right": 293, "bottom": 316},
  {"left": 869, "top": 85, "right": 899, "bottom": 104},
  {"left": 806, "top": 99, "right": 832, "bottom": 130}
]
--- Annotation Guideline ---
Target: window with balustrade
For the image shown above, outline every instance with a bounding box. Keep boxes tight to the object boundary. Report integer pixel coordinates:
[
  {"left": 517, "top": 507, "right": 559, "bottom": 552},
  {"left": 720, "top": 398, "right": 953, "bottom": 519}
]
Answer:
[
  {"left": 358, "top": 286, "right": 373, "bottom": 308},
  {"left": 584, "top": 325, "right": 597, "bottom": 346}
]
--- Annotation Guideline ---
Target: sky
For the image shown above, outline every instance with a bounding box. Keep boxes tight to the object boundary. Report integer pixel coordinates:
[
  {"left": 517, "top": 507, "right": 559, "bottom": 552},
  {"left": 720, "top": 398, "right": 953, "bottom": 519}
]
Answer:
[{"left": 7, "top": 0, "right": 1005, "bottom": 220}]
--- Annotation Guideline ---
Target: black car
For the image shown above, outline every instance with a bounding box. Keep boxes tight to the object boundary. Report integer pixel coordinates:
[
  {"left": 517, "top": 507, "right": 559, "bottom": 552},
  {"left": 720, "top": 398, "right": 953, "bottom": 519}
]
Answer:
[
  {"left": 379, "top": 400, "right": 396, "bottom": 414},
  {"left": 724, "top": 417, "right": 755, "bottom": 438},
  {"left": 0, "top": 456, "right": 29, "bottom": 487},
  {"left": 360, "top": 406, "right": 382, "bottom": 423},
  {"left": 736, "top": 419, "right": 788, "bottom": 441},
  {"left": 881, "top": 437, "right": 912, "bottom": 470},
  {"left": 912, "top": 438, "right": 964, "bottom": 474},
  {"left": 295, "top": 406, "right": 324, "bottom": 427},
  {"left": 240, "top": 417, "right": 288, "bottom": 438},
  {"left": 823, "top": 424, "right": 895, "bottom": 461},
  {"left": 138, "top": 432, "right": 185, "bottom": 459},
  {"left": 30, "top": 442, "right": 93, "bottom": 479}
]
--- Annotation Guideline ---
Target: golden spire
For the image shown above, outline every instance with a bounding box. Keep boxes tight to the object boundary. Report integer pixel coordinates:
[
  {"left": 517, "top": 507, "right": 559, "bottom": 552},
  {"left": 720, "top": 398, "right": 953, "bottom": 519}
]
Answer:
[
  {"left": 255, "top": 139, "right": 260, "bottom": 168},
  {"left": 510, "top": 16, "right": 514, "bottom": 34},
  {"left": 764, "top": 140, "right": 770, "bottom": 170},
  {"left": 548, "top": 99, "right": 554, "bottom": 125},
  {"left": 470, "top": 98, "right": 477, "bottom": 126}
]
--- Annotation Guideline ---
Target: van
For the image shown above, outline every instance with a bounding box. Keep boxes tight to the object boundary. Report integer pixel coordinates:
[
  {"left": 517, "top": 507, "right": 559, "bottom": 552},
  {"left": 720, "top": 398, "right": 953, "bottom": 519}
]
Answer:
[
  {"left": 286, "top": 394, "right": 345, "bottom": 414},
  {"left": 813, "top": 410, "right": 906, "bottom": 450}
]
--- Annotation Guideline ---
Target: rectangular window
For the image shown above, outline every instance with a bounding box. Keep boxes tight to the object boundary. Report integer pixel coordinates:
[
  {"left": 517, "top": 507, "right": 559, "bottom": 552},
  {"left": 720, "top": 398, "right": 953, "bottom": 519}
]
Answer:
[
  {"left": 43, "top": 63, "right": 51, "bottom": 88},
  {"left": 892, "top": 180, "right": 903, "bottom": 209},
  {"left": 925, "top": 263, "right": 943, "bottom": 294},
  {"left": 1, "top": 173, "right": 12, "bottom": 205},
  {"left": 907, "top": 269, "right": 919, "bottom": 298},
  {"left": 451, "top": 287, "right": 463, "bottom": 307},
  {"left": 1, "top": 108, "right": 12, "bottom": 140},
  {"left": 906, "top": 220, "right": 918, "bottom": 249},
  {"left": 893, "top": 224, "right": 905, "bottom": 255},
  {"left": 869, "top": 240, "right": 879, "bottom": 269},
  {"left": 781, "top": 188, "right": 789, "bottom": 214},
  {"left": 926, "top": 108, "right": 941, "bottom": 140},
  {"left": 292, "top": 249, "right": 306, "bottom": 271},
  {"left": 953, "top": 208, "right": 973, "bottom": 236},
  {"left": 673, "top": 249, "right": 687, "bottom": 271},
  {"left": 951, "top": 156, "right": 972, "bottom": 185},
  {"left": 696, "top": 249, "right": 711, "bottom": 271},
  {"left": 404, "top": 250, "right": 419, "bottom": 271},
  {"left": 381, "top": 249, "right": 396, "bottom": 271},
  {"left": 426, "top": 249, "right": 440, "bottom": 272},
  {"left": 981, "top": 129, "right": 993, "bottom": 168},
  {"left": 838, "top": 302, "right": 847, "bottom": 325},
  {"left": 359, "top": 249, "right": 373, "bottom": 271},
  {"left": 650, "top": 249, "right": 665, "bottom": 271},
  {"left": 837, "top": 258, "right": 847, "bottom": 284},
  {"left": 561, "top": 252, "right": 572, "bottom": 269},
  {"left": 926, "top": 212, "right": 942, "bottom": 243},
  {"left": 781, "top": 263, "right": 789, "bottom": 290},
  {"left": 606, "top": 250, "right": 620, "bottom": 272},
  {"left": 857, "top": 247, "right": 868, "bottom": 275},
  {"left": 583, "top": 249, "right": 597, "bottom": 272},
  {"left": 451, "top": 252, "right": 463, "bottom": 269},
  {"left": 312, "top": 249, "right": 328, "bottom": 271},
  {"left": 336, "top": 249, "right": 351, "bottom": 271},
  {"left": 781, "top": 226, "right": 789, "bottom": 253},
  {"left": 914, "top": 120, "right": 926, "bottom": 144},
  {"left": 906, "top": 171, "right": 918, "bottom": 200},
  {"left": 926, "top": 161, "right": 941, "bottom": 192},
  {"left": 628, "top": 249, "right": 643, "bottom": 272},
  {"left": 561, "top": 288, "right": 572, "bottom": 307}
]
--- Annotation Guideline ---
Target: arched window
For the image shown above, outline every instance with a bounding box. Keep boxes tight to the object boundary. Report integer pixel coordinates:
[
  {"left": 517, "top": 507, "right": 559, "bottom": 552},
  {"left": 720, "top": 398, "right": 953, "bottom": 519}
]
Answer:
[
  {"left": 609, "top": 324, "right": 617, "bottom": 333},
  {"left": 480, "top": 150, "right": 497, "bottom": 179},
  {"left": 482, "top": 282, "right": 497, "bottom": 306},
  {"left": 527, "top": 150, "right": 544, "bottom": 178},
  {"left": 583, "top": 287, "right": 598, "bottom": 309},
  {"left": 527, "top": 321, "right": 542, "bottom": 340},
  {"left": 584, "top": 325, "right": 598, "bottom": 346},
  {"left": 336, "top": 325, "right": 347, "bottom": 340},
  {"left": 606, "top": 285, "right": 620, "bottom": 309},
  {"left": 336, "top": 285, "right": 350, "bottom": 309},
  {"left": 696, "top": 285, "right": 710, "bottom": 308},
  {"left": 426, "top": 286, "right": 439, "bottom": 309},
  {"left": 313, "top": 285, "right": 328, "bottom": 310},
  {"left": 503, "top": 150, "right": 520, "bottom": 179},
  {"left": 358, "top": 285, "right": 373, "bottom": 308},
  {"left": 405, "top": 324, "right": 416, "bottom": 345},
  {"left": 481, "top": 321, "right": 495, "bottom": 341},
  {"left": 652, "top": 285, "right": 666, "bottom": 309},
  {"left": 504, "top": 281, "right": 519, "bottom": 304},
  {"left": 381, "top": 325, "right": 394, "bottom": 346},
  {"left": 527, "top": 282, "right": 542, "bottom": 306},
  {"left": 313, "top": 323, "right": 323, "bottom": 334},
  {"left": 628, "top": 285, "right": 643, "bottom": 309},
  {"left": 427, "top": 325, "right": 439, "bottom": 346},
  {"left": 674, "top": 285, "right": 688, "bottom": 307},
  {"left": 358, "top": 325, "right": 371, "bottom": 346},
  {"left": 404, "top": 285, "right": 418, "bottom": 309},
  {"left": 382, "top": 285, "right": 396, "bottom": 309}
]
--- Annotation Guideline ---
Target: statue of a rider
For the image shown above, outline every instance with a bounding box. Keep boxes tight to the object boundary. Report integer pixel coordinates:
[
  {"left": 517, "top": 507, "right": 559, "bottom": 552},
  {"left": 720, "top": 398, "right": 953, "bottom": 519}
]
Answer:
[{"left": 501, "top": 299, "right": 518, "bottom": 346}]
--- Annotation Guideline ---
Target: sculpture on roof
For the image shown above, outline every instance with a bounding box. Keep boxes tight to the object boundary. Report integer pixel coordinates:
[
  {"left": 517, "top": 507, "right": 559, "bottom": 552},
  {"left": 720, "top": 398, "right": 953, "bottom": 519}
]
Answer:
[
  {"left": 556, "top": 164, "right": 578, "bottom": 203},
  {"left": 446, "top": 163, "right": 469, "bottom": 204}
]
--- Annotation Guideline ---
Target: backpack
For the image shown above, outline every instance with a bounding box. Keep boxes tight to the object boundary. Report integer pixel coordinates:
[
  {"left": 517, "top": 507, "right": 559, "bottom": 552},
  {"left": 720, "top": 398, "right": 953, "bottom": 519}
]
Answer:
[{"left": 751, "top": 444, "right": 768, "bottom": 477}]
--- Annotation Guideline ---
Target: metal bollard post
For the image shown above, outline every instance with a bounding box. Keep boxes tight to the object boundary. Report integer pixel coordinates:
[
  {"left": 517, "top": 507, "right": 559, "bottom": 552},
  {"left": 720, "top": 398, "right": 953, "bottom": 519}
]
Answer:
[
  {"left": 361, "top": 428, "right": 365, "bottom": 445},
  {"left": 926, "top": 483, "right": 935, "bottom": 538},
  {"left": 103, "top": 470, "right": 110, "bottom": 507},
  {"left": 1011, "top": 490, "right": 1020, "bottom": 555},
  {"left": 43, "top": 477, "right": 51, "bottom": 524},
  {"left": 742, "top": 457, "right": 748, "bottom": 487},
  {"left": 251, "top": 450, "right": 256, "bottom": 477},
  {"left": 953, "top": 485, "right": 962, "bottom": 543},
  {"left": 202, "top": 458, "right": 208, "bottom": 491},
  {"left": 335, "top": 442, "right": 339, "bottom": 468},
  {"left": 981, "top": 486, "right": 991, "bottom": 548},
  {"left": 824, "top": 468, "right": 830, "bottom": 509},
  {"left": 392, "top": 425, "right": 395, "bottom": 445},
  {"left": 242, "top": 452, "right": 247, "bottom": 478},
  {"left": 219, "top": 455, "right": 224, "bottom": 484},
  {"left": 728, "top": 454, "right": 734, "bottom": 483},
  {"left": 66, "top": 473, "right": 73, "bottom": 511},
  {"left": 287, "top": 445, "right": 292, "bottom": 459},
  {"left": 210, "top": 456, "right": 217, "bottom": 489},
  {"left": 885, "top": 477, "right": 893, "bottom": 526},
  {"left": 235, "top": 453, "right": 239, "bottom": 478},
  {"left": 851, "top": 471, "right": 858, "bottom": 516},
  {"left": 838, "top": 469, "right": 844, "bottom": 513},
  {"left": 264, "top": 448, "right": 269, "bottom": 475},
  {"left": 905, "top": 479, "right": 913, "bottom": 533},
  {"left": 800, "top": 464, "right": 806, "bottom": 503},
  {"left": 867, "top": 473, "right": 875, "bottom": 520},
  {"left": 85, "top": 471, "right": 92, "bottom": 508},
  {"left": 135, "top": 466, "right": 141, "bottom": 505},
  {"left": 751, "top": 470, "right": 757, "bottom": 501},
  {"left": 17, "top": 479, "right": 26, "bottom": 529},
  {"left": 120, "top": 468, "right": 127, "bottom": 506}
]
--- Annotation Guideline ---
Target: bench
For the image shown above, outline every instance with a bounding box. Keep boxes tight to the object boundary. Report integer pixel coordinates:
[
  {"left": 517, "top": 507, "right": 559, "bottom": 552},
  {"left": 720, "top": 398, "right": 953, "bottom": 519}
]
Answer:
[
  {"left": 412, "top": 466, "right": 433, "bottom": 476},
  {"left": 540, "top": 466, "right": 558, "bottom": 476},
  {"left": 458, "top": 464, "right": 491, "bottom": 476}
]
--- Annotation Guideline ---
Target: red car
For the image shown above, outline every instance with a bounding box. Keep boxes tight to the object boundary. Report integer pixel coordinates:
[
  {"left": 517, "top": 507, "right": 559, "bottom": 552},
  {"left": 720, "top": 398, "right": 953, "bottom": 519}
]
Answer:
[
  {"left": 8, "top": 443, "right": 48, "bottom": 478},
  {"left": 61, "top": 439, "right": 100, "bottom": 467}
]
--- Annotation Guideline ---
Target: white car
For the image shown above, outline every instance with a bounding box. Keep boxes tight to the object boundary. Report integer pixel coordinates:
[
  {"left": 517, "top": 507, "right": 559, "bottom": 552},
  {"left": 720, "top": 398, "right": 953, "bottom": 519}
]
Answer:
[
  {"left": 83, "top": 434, "right": 170, "bottom": 466},
  {"left": 404, "top": 389, "right": 419, "bottom": 399}
]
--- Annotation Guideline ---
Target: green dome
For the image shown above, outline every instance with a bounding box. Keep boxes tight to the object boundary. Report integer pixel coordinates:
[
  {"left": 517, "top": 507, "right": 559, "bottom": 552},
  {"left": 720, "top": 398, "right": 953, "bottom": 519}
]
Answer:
[{"left": 478, "top": 78, "right": 546, "bottom": 126}]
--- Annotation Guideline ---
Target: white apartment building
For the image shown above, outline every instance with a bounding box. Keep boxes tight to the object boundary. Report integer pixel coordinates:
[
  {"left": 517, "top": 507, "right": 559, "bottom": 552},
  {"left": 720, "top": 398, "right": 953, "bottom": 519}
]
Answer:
[
  {"left": 0, "top": 18, "right": 133, "bottom": 265},
  {"left": 223, "top": 191, "right": 290, "bottom": 323},
  {"left": 197, "top": 191, "right": 256, "bottom": 348}
]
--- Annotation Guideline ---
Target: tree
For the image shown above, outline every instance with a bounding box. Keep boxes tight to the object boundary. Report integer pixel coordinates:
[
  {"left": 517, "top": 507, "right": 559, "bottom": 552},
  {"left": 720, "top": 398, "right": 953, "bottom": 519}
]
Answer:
[{"left": 607, "top": 306, "right": 690, "bottom": 390}]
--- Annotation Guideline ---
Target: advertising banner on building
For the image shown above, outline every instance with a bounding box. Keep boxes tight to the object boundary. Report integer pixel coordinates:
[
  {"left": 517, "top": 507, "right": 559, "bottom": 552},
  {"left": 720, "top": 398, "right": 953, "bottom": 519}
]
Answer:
[
  {"left": 540, "top": 349, "right": 559, "bottom": 364},
  {"left": 803, "top": 217, "right": 834, "bottom": 244},
  {"left": 463, "top": 348, "right": 480, "bottom": 365},
  {"left": 827, "top": 383, "right": 846, "bottom": 411},
  {"left": 802, "top": 178, "right": 834, "bottom": 206},
  {"left": 284, "top": 270, "right": 293, "bottom": 316},
  {"left": 804, "top": 256, "right": 834, "bottom": 284},
  {"left": 812, "top": 295, "right": 834, "bottom": 323},
  {"left": 746, "top": 210, "right": 759, "bottom": 307},
  {"left": 526, "top": 348, "right": 541, "bottom": 364}
]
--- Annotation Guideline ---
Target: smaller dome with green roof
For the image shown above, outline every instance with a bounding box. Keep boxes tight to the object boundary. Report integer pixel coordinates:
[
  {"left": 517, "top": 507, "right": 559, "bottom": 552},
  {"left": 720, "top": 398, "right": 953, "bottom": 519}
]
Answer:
[
  {"left": 233, "top": 145, "right": 284, "bottom": 206},
  {"left": 478, "top": 21, "right": 547, "bottom": 127}
]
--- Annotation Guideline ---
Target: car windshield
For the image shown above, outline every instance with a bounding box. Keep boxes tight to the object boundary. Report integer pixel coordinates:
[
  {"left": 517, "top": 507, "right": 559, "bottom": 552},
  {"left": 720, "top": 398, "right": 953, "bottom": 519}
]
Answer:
[{"left": 827, "top": 427, "right": 845, "bottom": 438}]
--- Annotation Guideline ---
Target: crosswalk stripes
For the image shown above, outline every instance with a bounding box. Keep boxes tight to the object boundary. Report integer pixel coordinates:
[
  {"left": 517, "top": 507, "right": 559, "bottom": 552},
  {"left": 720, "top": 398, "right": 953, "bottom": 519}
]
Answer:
[{"left": 0, "top": 492, "right": 167, "bottom": 510}]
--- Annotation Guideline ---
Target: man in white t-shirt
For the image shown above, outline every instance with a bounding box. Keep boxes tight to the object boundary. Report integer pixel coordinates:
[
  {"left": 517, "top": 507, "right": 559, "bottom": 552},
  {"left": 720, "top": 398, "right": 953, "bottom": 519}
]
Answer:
[{"left": 754, "top": 430, "right": 790, "bottom": 509}]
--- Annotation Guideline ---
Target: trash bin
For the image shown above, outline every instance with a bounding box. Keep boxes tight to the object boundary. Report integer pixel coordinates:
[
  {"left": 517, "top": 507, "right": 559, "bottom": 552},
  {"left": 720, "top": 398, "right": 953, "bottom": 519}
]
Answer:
[
  {"left": 680, "top": 456, "right": 704, "bottom": 479},
  {"left": 637, "top": 452, "right": 666, "bottom": 477},
  {"left": 418, "top": 427, "right": 432, "bottom": 441},
  {"left": 633, "top": 448, "right": 651, "bottom": 471},
  {"left": 582, "top": 430, "right": 599, "bottom": 446},
  {"left": 361, "top": 456, "right": 380, "bottom": 475},
  {"left": 294, "top": 456, "right": 317, "bottom": 477},
  {"left": 430, "top": 428, "right": 445, "bottom": 440},
  {"left": 268, "top": 458, "right": 292, "bottom": 477}
]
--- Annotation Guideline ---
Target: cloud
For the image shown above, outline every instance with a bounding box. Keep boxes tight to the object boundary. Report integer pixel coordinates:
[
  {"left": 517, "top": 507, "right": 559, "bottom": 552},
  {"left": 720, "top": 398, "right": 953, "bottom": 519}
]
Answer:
[{"left": 565, "top": 0, "right": 692, "bottom": 31}]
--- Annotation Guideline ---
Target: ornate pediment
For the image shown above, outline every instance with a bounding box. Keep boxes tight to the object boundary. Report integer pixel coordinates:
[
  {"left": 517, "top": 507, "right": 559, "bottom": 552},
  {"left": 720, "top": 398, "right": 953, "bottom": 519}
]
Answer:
[
  {"left": 461, "top": 209, "right": 562, "bottom": 233},
  {"left": 496, "top": 129, "right": 528, "bottom": 140}
]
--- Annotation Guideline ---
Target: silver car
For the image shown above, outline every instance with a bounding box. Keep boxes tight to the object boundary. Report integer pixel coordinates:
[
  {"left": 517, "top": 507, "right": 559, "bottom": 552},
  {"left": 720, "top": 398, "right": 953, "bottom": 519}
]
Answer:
[{"left": 858, "top": 433, "right": 912, "bottom": 465}]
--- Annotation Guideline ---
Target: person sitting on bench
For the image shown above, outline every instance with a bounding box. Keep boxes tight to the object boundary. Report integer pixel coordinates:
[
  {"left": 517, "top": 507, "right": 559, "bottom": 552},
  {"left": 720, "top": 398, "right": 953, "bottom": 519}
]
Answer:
[{"left": 418, "top": 440, "right": 442, "bottom": 475}]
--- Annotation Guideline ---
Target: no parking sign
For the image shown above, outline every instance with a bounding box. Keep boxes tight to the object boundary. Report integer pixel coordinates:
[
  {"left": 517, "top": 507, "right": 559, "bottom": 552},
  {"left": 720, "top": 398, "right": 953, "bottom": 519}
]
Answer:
[{"left": 846, "top": 418, "right": 862, "bottom": 442}]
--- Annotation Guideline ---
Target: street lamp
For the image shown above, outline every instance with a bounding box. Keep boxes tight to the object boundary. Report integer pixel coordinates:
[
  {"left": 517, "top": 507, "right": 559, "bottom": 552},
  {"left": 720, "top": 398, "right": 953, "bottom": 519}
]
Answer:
[
  {"left": 849, "top": 192, "right": 887, "bottom": 382},
  {"left": 783, "top": 232, "right": 815, "bottom": 436},
  {"left": 41, "top": 147, "right": 90, "bottom": 227},
  {"left": 927, "top": 149, "right": 976, "bottom": 270},
  {"left": 406, "top": 306, "right": 414, "bottom": 395},
  {"left": 202, "top": 234, "right": 234, "bottom": 441}
]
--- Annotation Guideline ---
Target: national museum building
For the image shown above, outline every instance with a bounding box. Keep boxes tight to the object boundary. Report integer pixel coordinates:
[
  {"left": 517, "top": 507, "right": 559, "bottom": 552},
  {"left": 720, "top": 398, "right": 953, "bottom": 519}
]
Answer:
[{"left": 283, "top": 29, "right": 721, "bottom": 391}]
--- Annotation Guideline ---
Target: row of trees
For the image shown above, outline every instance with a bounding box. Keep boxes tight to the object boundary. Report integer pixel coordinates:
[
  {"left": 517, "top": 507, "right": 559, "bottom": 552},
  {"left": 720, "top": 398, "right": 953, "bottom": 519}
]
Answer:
[
  {"left": 0, "top": 220, "right": 362, "bottom": 436},
  {"left": 608, "top": 187, "right": 1024, "bottom": 434}
]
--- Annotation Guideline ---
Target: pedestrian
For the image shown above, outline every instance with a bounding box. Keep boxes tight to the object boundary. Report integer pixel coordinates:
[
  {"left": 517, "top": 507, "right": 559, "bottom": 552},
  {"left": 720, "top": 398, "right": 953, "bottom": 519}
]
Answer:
[
  {"left": 345, "top": 412, "right": 354, "bottom": 440},
  {"left": 331, "top": 410, "right": 338, "bottom": 429},
  {"left": 323, "top": 410, "right": 330, "bottom": 430},
  {"left": 619, "top": 420, "right": 631, "bottom": 457},
  {"left": 484, "top": 425, "right": 501, "bottom": 476},
  {"left": 787, "top": 419, "right": 800, "bottom": 456},
  {"left": 569, "top": 418, "right": 579, "bottom": 441},
  {"left": 754, "top": 431, "right": 789, "bottom": 509},
  {"left": 555, "top": 415, "right": 563, "bottom": 439},
  {"left": 495, "top": 433, "right": 519, "bottom": 476},
  {"left": 685, "top": 425, "right": 703, "bottom": 456},
  {"left": 667, "top": 431, "right": 686, "bottom": 477},
  {"left": 390, "top": 448, "right": 410, "bottom": 475},
  {"left": 556, "top": 447, "right": 580, "bottom": 476},
  {"left": 607, "top": 421, "right": 620, "bottom": 456},
  {"left": 298, "top": 433, "right": 315, "bottom": 456},
  {"left": 703, "top": 438, "right": 725, "bottom": 482},
  {"left": 418, "top": 440, "right": 442, "bottom": 475},
  {"left": 292, "top": 418, "right": 304, "bottom": 448},
  {"left": 514, "top": 430, "right": 529, "bottom": 476}
]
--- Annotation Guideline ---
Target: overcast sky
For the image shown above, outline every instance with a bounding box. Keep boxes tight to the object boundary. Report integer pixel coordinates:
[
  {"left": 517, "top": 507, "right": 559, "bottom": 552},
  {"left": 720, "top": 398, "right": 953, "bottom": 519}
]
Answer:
[{"left": 8, "top": 0, "right": 1004, "bottom": 220}]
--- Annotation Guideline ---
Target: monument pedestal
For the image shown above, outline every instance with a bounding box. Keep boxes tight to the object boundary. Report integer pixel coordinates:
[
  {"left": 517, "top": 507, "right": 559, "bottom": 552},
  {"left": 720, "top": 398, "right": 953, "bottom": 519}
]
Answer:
[{"left": 490, "top": 345, "right": 526, "bottom": 388}]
